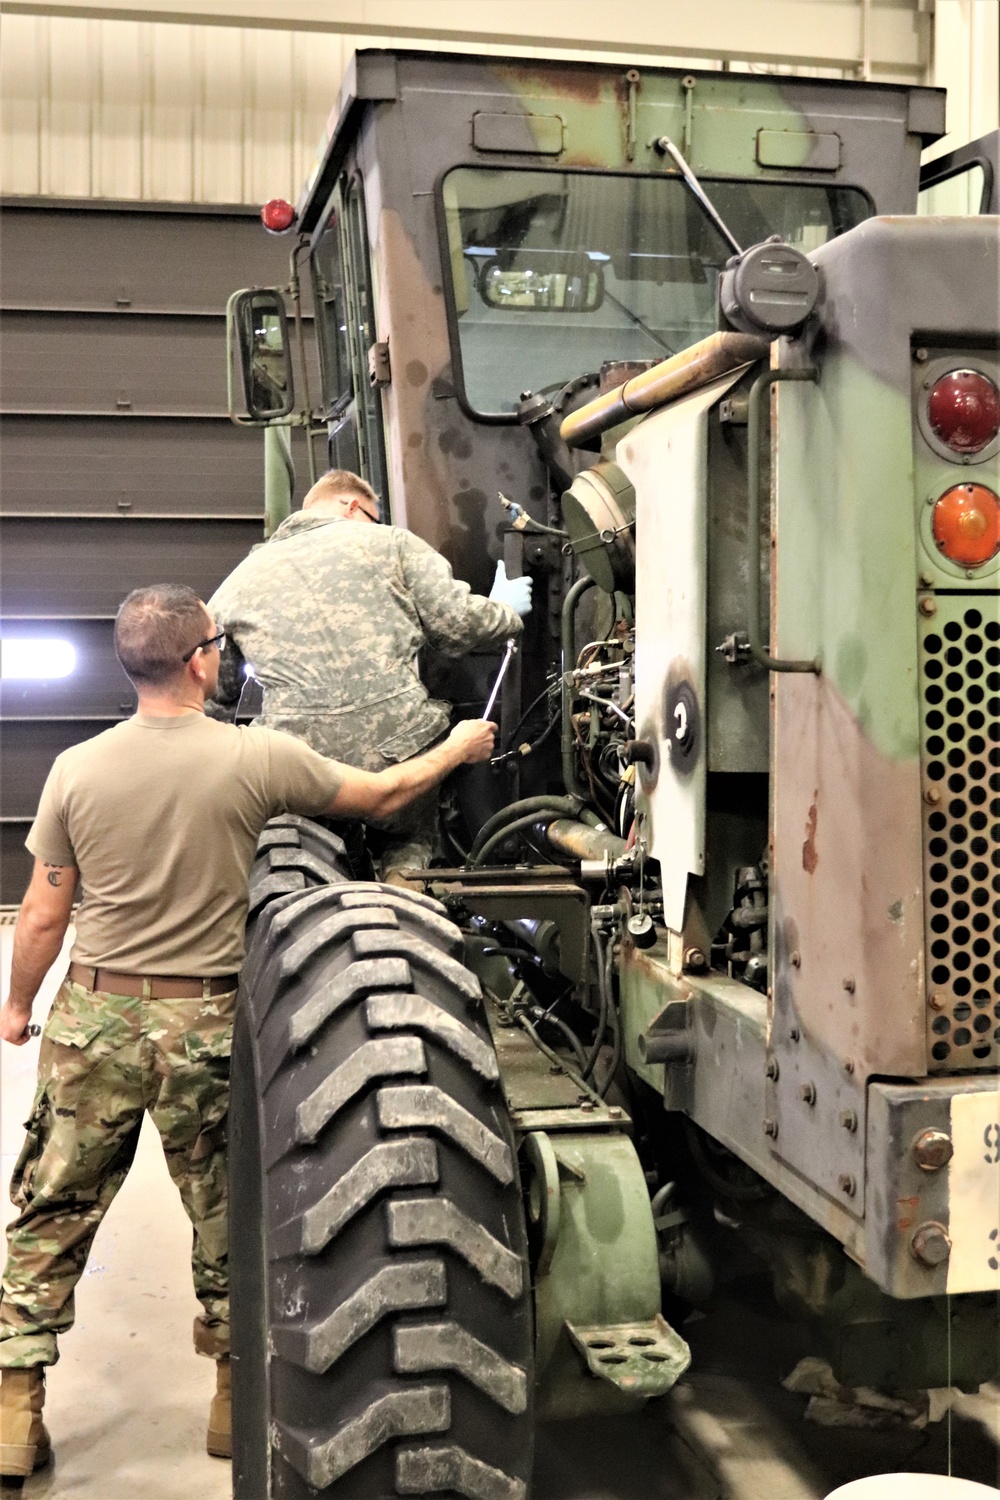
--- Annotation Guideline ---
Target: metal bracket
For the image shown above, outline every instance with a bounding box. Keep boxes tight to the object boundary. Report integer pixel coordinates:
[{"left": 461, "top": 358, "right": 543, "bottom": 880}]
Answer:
[
  {"left": 456, "top": 883, "right": 590, "bottom": 984},
  {"left": 747, "top": 365, "right": 822, "bottom": 673},
  {"left": 565, "top": 1315, "right": 691, "bottom": 1397},
  {"left": 719, "top": 393, "right": 749, "bottom": 425}
]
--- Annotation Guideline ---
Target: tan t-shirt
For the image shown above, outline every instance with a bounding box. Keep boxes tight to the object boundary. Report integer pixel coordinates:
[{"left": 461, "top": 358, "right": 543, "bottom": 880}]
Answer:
[{"left": 26, "top": 712, "right": 345, "bottom": 975}]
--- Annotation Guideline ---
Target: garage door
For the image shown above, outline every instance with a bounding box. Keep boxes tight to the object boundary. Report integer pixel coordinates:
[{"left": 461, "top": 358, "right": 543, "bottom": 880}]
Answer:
[{"left": 0, "top": 198, "right": 307, "bottom": 904}]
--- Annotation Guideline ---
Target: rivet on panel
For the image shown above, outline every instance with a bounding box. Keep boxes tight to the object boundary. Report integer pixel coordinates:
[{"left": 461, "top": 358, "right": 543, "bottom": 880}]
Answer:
[
  {"left": 763, "top": 1118, "right": 779, "bottom": 1139},
  {"left": 839, "top": 1109, "right": 858, "bottom": 1132},
  {"left": 842, "top": 976, "right": 856, "bottom": 993},
  {"left": 843, "top": 1058, "right": 855, "bottom": 1074},
  {"left": 924, "top": 786, "right": 941, "bottom": 805},
  {"left": 765, "top": 1057, "right": 779, "bottom": 1081},
  {"left": 837, "top": 1173, "right": 857, "bottom": 1197},
  {"left": 919, "top": 598, "right": 937, "bottom": 618},
  {"left": 790, "top": 950, "right": 801, "bottom": 968},
  {"left": 799, "top": 1082, "right": 816, "bottom": 1105},
  {"left": 928, "top": 991, "right": 947, "bottom": 1011}
]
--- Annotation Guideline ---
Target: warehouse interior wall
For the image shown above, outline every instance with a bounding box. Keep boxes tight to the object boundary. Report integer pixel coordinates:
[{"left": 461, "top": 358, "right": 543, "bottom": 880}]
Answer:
[{"left": 1, "top": 0, "right": 996, "bottom": 207}]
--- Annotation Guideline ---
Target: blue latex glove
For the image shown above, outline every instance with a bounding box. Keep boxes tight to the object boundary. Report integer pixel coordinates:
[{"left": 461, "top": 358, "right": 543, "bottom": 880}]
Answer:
[{"left": 489, "top": 560, "right": 532, "bottom": 618}]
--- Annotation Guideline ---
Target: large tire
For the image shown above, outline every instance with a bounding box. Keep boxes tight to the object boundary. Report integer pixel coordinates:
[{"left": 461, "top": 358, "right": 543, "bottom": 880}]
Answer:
[{"left": 231, "top": 815, "right": 534, "bottom": 1500}]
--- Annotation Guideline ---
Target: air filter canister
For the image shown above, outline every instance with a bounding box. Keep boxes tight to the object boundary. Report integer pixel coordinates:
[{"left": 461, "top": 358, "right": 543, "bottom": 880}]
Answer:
[{"left": 561, "top": 461, "right": 637, "bottom": 594}]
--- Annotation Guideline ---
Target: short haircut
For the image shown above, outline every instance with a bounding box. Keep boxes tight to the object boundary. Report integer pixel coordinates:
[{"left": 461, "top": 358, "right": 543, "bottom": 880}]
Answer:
[
  {"left": 304, "top": 469, "right": 381, "bottom": 517},
  {"left": 114, "top": 585, "right": 208, "bottom": 687}
]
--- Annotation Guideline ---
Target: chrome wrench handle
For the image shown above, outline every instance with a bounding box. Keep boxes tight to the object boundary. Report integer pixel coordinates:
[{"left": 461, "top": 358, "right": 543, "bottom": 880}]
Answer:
[{"left": 483, "top": 637, "right": 518, "bottom": 722}]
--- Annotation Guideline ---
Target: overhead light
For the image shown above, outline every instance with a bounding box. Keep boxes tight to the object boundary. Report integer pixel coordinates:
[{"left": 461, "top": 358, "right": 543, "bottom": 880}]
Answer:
[{"left": 0, "top": 638, "right": 77, "bottom": 680}]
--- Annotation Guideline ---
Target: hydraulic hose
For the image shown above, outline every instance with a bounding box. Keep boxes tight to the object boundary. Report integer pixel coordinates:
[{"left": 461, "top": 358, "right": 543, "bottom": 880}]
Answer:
[
  {"left": 467, "top": 794, "right": 589, "bottom": 864},
  {"left": 471, "top": 811, "right": 562, "bottom": 868},
  {"left": 561, "top": 576, "right": 596, "bottom": 800}
]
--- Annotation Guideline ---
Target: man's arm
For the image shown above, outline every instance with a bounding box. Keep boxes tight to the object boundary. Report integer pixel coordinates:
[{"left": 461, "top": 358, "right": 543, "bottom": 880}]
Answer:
[
  {"left": 1, "top": 859, "right": 78, "bottom": 1045},
  {"left": 327, "top": 719, "right": 496, "bottom": 820},
  {"left": 398, "top": 531, "right": 524, "bottom": 657},
  {"left": 206, "top": 636, "right": 248, "bottom": 723}
]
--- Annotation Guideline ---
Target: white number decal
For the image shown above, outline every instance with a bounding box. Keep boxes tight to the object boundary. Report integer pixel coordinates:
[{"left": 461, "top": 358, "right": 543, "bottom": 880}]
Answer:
[{"left": 674, "top": 701, "right": 688, "bottom": 744}]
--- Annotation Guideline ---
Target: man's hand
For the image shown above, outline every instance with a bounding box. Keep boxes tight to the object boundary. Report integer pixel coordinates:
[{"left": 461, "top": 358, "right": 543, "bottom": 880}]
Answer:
[
  {"left": 489, "top": 561, "right": 532, "bottom": 619},
  {"left": 445, "top": 718, "right": 497, "bottom": 763},
  {"left": 0, "top": 999, "right": 36, "bottom": 1047}
]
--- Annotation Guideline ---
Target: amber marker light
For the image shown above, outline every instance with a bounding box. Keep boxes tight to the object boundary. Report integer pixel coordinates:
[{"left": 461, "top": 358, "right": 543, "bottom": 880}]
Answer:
[
  {"left": 928, "top": 369, "right": 1000, "bottom": 454},
  {"left": 932, "top": 483, "right": 1000, "bottom": 568},
  {"left": 261, "top": 198, "right": 296, "bottom": 234}
]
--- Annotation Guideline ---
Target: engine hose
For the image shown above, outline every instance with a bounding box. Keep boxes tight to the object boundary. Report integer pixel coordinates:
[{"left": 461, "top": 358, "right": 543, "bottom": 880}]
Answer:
[
  {"left": 471, "top": 811, "right": 562, "bottom": 868},
  {"left": 561, "top": 576, "right": 597, "bottom": 800},
  {"left": 467, "top": 794, "right": 591, "bottom": 864},
  {"left": 514, "top": 1013, "right": 602, "bottom": 1105},
  {"left": 538, "top": 1012, "right": 590, "bottom": 1073}
]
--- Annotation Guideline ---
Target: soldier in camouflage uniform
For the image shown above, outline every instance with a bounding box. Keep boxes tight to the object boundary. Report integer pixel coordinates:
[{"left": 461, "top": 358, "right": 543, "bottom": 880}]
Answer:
[
  {"left": 0, "top": 583, "right": 495, "bottom": 1479},
  {"left": 207, "top": 469, "right": 531, "bottom": 877}
]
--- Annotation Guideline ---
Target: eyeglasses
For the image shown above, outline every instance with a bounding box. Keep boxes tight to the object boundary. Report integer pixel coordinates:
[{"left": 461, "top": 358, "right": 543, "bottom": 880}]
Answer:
[{"left": 181, "top": 631, "right": 226, "bottom": 664}]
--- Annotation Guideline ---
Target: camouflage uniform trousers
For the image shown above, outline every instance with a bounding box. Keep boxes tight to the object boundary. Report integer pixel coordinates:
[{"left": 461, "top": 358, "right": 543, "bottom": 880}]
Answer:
[
  {"left": 0, "top": 977, "right": 234, "bottom": 1369},
  {"left": 265, "top": 706, "right": 442, "bottom": 875}
]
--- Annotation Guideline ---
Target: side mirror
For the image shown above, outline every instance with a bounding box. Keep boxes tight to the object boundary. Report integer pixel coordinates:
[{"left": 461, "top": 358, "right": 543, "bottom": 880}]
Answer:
[
  {"left": 476, "top": 252, "right": 605, "bottom": 313},
  {"left": 231, "top": 289, "right": 295, "bottom": 421}
]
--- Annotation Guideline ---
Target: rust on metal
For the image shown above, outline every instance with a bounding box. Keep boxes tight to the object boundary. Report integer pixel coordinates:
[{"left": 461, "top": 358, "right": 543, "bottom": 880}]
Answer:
[
  {"left": 500, "top": 63, "right": 605, "bottom": 104},
  {"left": 801, "top": 797, "right": 819, "bottom": 874},
  {"left": 560, "top": 331, "right": 770, "bottom": 448}
]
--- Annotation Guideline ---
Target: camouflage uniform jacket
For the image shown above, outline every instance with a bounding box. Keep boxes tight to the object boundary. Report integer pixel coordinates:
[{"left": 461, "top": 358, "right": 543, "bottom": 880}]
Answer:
[{"left": 207, "top": 513, "right": 521, "bottom": 769}]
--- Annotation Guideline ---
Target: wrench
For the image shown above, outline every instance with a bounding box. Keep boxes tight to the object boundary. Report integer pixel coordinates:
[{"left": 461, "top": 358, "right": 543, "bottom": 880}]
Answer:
[{"left": 483, "top": 637, "right": 518, "bottom": 722}]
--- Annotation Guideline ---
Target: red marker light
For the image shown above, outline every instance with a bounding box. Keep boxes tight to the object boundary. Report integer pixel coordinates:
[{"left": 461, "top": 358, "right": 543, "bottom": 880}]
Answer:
[
  {"left": 261, "top": 198, "right": 296, "bottom": 234},
  {"left": 928, "top": 368, "right": 1000, "bottom": 455},
  {"left": 932, "top": 483, "right": 1000, "bottom": 568}
]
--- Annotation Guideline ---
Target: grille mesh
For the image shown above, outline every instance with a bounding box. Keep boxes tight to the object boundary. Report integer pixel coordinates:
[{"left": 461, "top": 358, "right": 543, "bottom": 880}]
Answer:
[{"left": 919, "top": 601, "right": 1000, "bottom": 1072}]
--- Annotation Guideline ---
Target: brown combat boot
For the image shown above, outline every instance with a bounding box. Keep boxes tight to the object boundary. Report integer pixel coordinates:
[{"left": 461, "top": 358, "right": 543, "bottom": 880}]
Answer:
[
  {"left": 0, "top": 1367, "right": 51, "bottom": 1478},
  {"left": 206, "top": 1354, "right": 231, "bottom": 1460}
]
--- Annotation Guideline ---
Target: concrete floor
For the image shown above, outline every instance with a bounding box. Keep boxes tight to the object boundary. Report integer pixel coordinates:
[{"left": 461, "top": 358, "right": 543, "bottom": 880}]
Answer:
[{"left": 2, "top": 928, "right": 998, "bottom": 1499}]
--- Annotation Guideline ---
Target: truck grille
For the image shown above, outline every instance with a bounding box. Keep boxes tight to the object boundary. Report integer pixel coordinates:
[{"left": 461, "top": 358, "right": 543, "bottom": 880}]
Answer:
[{"left": 919, "top": 600, "right": 1000, "bottom": 1072}]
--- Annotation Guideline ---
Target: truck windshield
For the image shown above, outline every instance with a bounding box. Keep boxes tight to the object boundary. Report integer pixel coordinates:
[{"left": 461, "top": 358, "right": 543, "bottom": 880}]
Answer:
[{"left": 441, "top": 167, "right": 870, "bottom": 417}]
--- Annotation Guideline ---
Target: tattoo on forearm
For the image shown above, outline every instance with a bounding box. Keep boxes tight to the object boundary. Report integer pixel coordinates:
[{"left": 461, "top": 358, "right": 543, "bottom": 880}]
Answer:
[{"left": 44, "top": 864, "right": 62, "bottom": 887}]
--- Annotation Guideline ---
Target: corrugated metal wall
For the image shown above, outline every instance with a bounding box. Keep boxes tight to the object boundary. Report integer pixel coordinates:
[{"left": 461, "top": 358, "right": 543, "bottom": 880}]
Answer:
[
  {"left": 0, "top": 15, "right": 354, "bottom": 204},
  {"left": 0, "top": 200, "right": 303, "bottom": 901}
]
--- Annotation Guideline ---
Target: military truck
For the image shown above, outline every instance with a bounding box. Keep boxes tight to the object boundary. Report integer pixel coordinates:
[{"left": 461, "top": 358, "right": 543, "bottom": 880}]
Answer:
[{"left": 223, "top": 49, "right": 1000, "bottom": 1499}]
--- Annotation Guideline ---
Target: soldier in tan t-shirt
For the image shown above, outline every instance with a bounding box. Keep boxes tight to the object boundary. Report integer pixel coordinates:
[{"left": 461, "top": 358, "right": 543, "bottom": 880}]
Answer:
[{"left": 0, "top": 584, "right": 495, "bottom": 1481}]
